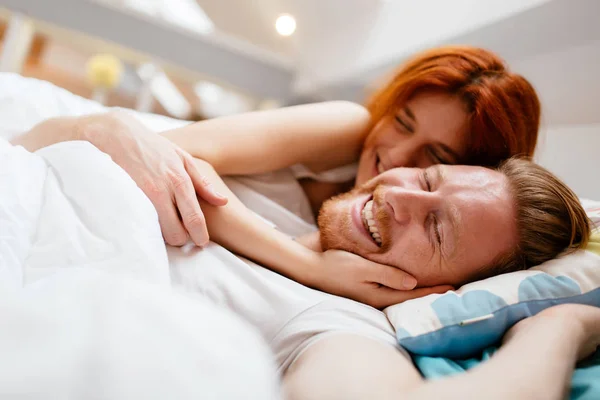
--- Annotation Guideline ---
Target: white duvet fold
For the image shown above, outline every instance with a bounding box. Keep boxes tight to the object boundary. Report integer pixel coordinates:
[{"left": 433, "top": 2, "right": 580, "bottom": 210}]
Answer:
[
  {"left": 1, "top": 139, "right": 170, "bottom": 287},
  {"left": 0, "top": 138, "right": 279, "bottom": 399},
  {"left": 0, "top": 139, "right": 46, "bottom": 288}
]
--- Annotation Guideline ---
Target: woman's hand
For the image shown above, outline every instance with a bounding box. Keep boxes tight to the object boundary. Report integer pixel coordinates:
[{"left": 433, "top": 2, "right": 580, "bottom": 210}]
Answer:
[
  {"left": 308, "top": 249, "right": 452, "bottom": 309},
  {"left": 80, "top": 112, "right": 227, "bottom": 246}
]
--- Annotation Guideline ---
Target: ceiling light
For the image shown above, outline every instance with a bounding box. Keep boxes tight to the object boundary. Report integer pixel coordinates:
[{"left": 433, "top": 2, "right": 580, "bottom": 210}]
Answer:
[{"left": 275, "top": 14, "right": 296, "bottom": 36}]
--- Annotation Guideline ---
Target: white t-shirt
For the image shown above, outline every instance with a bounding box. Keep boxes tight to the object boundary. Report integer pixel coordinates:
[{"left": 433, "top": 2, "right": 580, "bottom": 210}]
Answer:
[{"left": 168, "top": 169, "right": 405, "bottom": 373}]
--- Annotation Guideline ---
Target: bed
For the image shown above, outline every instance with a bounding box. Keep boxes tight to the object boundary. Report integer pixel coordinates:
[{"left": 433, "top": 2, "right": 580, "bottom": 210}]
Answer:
[{"left": 1, "top": 72, "right": 599, "bottom": 399}]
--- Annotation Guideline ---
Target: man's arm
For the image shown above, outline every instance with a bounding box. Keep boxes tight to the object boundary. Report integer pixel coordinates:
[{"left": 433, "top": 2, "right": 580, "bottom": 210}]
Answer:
[
  {"left": 11, "top": 114, "right": 227, "bottom": 247},
  {"left": 12, "top": 101, "right": 371, "bottom": 177},
  {"left": 284, "top": 304, "right": 597, "bottom": 400},
  {"left": 10, "top": 103, "right": 369, "bottom": 246},
  {"left": 10, "top": 115, "right": 316, "bottom": 283}
]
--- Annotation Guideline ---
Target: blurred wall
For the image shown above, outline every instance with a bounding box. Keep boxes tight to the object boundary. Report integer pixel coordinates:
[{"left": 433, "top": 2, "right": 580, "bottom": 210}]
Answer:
[
  {"left": 293, "top": 0, "right": 551, "bottom": 93},
  {"left": 536, "top": 124, "right": 600, "bottom": 200},
  {"left": 510, "top": 39, "right": 600, "bottom": 126}
]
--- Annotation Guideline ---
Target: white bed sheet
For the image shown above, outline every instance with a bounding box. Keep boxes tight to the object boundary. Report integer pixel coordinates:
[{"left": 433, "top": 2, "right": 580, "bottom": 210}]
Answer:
[{"left": 0, "top": 73, "right": 280, "bottom": 399}]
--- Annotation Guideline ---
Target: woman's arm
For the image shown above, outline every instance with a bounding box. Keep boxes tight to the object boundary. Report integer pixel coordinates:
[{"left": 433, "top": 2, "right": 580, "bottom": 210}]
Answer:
[
  {"left": 161, "top": 101, "right": 371, "bottom": 175},
  {"left": 191, "top": 157, "right": 453, "bottom": 309}
]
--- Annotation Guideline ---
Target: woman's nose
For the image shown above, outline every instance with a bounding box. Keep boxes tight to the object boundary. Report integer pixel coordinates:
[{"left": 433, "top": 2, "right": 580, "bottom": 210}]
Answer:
[{"left": 388, "top": 142, "right": 421, "bottom": 169}]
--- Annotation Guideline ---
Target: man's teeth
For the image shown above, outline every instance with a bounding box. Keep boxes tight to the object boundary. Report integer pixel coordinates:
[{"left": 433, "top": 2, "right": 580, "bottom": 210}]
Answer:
[
  {"left": 377, "top": 162, "right": 385, "bottom": 174},
  {"left": 362, "top": 200, "right": 382, "bottom": 245}
]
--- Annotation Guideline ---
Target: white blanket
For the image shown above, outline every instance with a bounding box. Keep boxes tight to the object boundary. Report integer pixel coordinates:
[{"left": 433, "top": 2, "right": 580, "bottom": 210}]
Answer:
[
  {"left": 0, "top": 136, "right": 280, "bottom": 399},
  {"left": 2, "top": 138, "right": 169, "bottom": 287}
]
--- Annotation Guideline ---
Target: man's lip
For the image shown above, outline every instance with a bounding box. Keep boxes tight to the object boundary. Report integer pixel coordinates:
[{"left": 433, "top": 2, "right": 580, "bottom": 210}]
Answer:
[{"left": 352, "top": 195, "right": 379, "bottom": 248}]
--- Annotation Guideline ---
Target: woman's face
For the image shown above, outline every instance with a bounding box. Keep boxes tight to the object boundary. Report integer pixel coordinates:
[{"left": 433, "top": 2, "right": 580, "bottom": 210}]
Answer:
[{"left": 356, "top": 91, "right": 470, "bottom": 186}]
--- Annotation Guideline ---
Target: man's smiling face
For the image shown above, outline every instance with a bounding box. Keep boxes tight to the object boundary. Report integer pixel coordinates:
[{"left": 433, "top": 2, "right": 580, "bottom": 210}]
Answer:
[{"left": 317, "top": 165, "right": 518, "bottom": 287}]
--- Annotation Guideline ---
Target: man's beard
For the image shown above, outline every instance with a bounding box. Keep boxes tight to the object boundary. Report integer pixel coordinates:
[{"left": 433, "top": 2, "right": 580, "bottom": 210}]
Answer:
[
  {"left": 317, "top": 179, "right": 389, "bottom": 253},
  {"left": 317, "top": 189, "right": 359, "bottom": 253}
]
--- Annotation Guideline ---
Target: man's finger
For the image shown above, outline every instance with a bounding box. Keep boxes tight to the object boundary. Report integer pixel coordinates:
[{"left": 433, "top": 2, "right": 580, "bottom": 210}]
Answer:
[
  {"left": 373, "top": 285, "right": 453, "bottom": 309},
  {"left": 172, "top": 171, "right": 209, "bottom": 246},
  {"left": 371, "top": 265, "right": 417, "bottom": 290},
  {"left": 154, "top": 197, "right": 189, "bottom": 246},
  {"left": 185, "top": 157, "right": 228, "bottom": 206}
]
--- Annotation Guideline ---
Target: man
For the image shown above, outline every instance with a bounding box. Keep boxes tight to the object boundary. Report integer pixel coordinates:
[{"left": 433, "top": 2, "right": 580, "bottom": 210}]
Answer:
[
  {"left": 314, "top": 158, "right": 590, "bottom": 287},
  {"left": 13, "top": 109, "right": 593, "bottom": 400}
]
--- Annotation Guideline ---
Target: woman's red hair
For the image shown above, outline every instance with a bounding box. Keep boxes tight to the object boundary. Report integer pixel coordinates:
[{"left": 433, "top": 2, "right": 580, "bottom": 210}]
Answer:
[{"left": 367, "top": 46, "right": 541, "bottom": 166}]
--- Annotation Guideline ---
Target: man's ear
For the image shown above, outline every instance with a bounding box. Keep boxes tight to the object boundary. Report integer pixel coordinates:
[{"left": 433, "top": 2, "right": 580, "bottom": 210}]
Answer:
[{"left": 294, "top": 231, "right": 322, "bottom": 252}]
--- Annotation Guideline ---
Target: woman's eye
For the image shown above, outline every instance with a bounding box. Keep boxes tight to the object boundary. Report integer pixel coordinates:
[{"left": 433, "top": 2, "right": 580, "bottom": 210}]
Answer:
[
  {"left": 427, "top": 148, "right": 449, "bottom": 165},
  {"left": 395, "top": 116, "right": 413, "bottom": 133}
]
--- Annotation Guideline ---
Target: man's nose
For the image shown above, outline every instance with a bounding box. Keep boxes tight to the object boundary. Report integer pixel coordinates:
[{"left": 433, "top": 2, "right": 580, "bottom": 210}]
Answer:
[{"left": 383, "top": 187, "right": 436, "bottom": 226}]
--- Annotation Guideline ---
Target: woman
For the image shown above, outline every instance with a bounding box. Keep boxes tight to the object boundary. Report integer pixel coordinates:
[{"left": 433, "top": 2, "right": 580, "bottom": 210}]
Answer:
[
  {"left": 163, "top": 45, "right": 539, "bottom": 214},
  {"left": 13, "top": 46, "right": 541, "bottom": 307}
]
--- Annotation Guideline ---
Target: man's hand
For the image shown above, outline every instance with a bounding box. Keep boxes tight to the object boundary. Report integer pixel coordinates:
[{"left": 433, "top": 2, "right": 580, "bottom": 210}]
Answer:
[
  {"left": 503, "top": 304, "right": 600, "bottom": 362},
  {"left": 309, "top": 250, "right": 452, "bottom": 309},
  {"left": 81, "top": 112, "right": 227, "bottom": 246}
]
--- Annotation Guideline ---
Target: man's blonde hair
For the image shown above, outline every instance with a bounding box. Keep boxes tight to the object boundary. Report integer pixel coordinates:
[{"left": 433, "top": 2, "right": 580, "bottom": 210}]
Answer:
[{"left": 485, "top": 158, "right": 591, "bottom": 276}]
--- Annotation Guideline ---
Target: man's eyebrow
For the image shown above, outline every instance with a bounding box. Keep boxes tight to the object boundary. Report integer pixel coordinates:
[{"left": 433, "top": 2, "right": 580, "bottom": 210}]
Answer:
[{"left": 434, "top": 165, "right": 460, "bottom": 259}]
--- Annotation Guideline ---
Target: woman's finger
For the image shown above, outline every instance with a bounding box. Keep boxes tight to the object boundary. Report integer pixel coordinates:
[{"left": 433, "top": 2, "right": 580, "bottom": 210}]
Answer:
[
  {"left": 372, "top": 285, "right": 453, "bottom": 309},
  {"left": 171, "top": 169, "right": 210, "bottom": 246},
  {"left": 370, "top": 264, "right": 417, "bottom": 290},
  {"left": 184, "top": 156, "right": 227, "bottom": 206}
]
